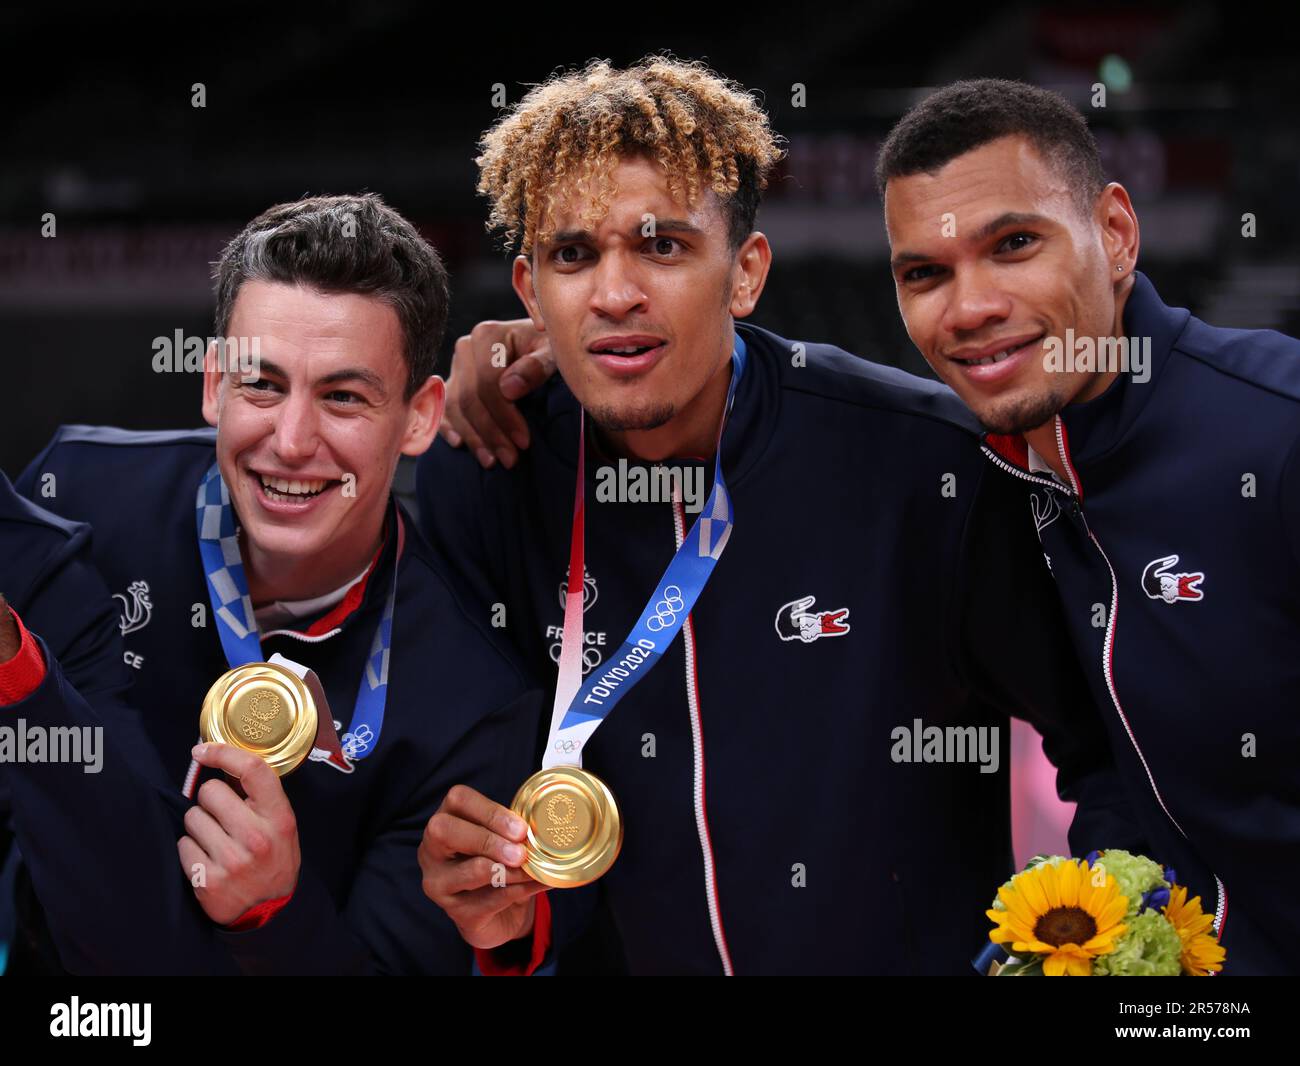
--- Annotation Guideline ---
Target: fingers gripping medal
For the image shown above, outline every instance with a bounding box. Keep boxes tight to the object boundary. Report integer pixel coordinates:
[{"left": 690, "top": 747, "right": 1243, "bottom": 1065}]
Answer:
[
  {"left": 511, "top": 765, "right": 622, "bottom": 888},
  {"left": 513, "top": 339, "right": 747, "bottom": 888},
  {"left": 199, "top": 660, "right": 318, "bottom": 776}
]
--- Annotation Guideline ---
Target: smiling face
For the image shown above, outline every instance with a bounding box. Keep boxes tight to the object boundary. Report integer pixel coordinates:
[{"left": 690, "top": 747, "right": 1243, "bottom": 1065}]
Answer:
[
  {"left": 512, "top": 153, "right": 769, "bottom": 459},
  {"left": 884, "top": 135, "right": 1138, "bottom": 435},
  {"left": 201, "top": 281, "right": 443, "bottom": 595}
]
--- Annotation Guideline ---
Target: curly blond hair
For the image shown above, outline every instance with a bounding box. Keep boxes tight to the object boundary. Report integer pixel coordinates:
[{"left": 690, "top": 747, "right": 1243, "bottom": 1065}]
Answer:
[{"left": 477, "top": 56, "right": 785, "bottom": 255}]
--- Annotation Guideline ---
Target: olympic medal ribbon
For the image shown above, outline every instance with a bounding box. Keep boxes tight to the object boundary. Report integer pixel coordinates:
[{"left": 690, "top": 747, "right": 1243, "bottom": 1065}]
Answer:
[
  {"left": 194, "top": 463, "right": 403, "bottom": 766},
  {"left": 541, "top": 337, "right": 747, "bottom": 770}
]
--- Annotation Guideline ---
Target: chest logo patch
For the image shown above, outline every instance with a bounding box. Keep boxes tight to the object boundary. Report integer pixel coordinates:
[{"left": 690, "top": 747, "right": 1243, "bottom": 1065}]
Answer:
[
  {"left": 1141, "top": 554, "right": 1205, "bottom": 604},
  {"left": 775, "top": 595, "right": 851, "bottom": 644},
  {"left": 558, "top": 565, "right": 598, "bottom": 613},
  {"left": 549, "top": 566, "right": 606, "bottom": 674},
  {"left": 114, "top": 579, "right": 153, "bottom": 636}
]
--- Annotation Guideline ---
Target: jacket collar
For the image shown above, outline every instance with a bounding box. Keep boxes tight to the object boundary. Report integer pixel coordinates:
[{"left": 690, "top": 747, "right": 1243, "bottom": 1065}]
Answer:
[
  {"left": 1056, "top": 270, "right": 1190, "bottom": 465},
  {"left": 983, "top": 270, "right": 1192, "bottom": 486}
]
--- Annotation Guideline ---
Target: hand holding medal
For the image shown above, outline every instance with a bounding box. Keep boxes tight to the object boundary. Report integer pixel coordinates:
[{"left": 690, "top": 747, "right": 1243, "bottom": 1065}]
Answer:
[
  {"left": 418, "top": 785, "right": 549, "bottom": 950},
  {"left": 510, "top": 338, "right": 747, "bottom": 887},
  {"left": 181, "top": 660, "right": 325, "bottom": 924},
  {"left": 418, "top": 339, "right": 745, "bottom": 951},
  {"left": 182, "top": 468, "right": 406, "bottom": 923},
  {"left": 178, "top": 739, "right": 304, "bottom": 925}
]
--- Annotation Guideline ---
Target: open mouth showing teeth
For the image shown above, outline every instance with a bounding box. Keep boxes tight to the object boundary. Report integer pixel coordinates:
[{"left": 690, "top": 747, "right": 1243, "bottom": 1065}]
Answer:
[
  {"left": 957, "top": 336, "right": 1043, "bottom": 367},
  {"left": 589, "top": 337, "right": 666, "bottom": 358},
  {"left": 595, "top": 345, "right": 659, "bottom": 356},
  {"left": 258, "top": 474, "right": 333, "bottom": 502}
]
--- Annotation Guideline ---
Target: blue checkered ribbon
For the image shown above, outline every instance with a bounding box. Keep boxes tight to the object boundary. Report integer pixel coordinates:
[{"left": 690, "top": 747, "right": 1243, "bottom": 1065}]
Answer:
[
  {"left": 195, "top": 462, "right": 400, "bottom": 761},
  {"left": 195, "top": 466, "right": 261, "bottom": 664}
]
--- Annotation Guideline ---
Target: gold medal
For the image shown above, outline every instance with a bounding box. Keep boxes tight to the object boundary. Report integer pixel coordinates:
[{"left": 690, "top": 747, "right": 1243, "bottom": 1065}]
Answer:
[
  {"left": 510, "top": 766, "right": 622, "bottom": 888},
  {"left": 199, "top": 661, "right": 318, "bottom": 776}
]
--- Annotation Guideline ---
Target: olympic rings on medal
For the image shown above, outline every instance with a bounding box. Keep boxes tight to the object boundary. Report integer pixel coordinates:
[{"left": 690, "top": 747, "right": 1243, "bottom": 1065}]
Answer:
[{"left": 646, "top": 585, "right": 685, "bottom": 631}]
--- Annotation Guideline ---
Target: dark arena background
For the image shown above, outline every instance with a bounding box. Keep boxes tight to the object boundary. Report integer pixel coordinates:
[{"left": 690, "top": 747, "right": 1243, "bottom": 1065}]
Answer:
[
  {"left": 4, "top": 4, "right": 1295, "bottom": 475},
  {"left": 0, "top": 0, "right": 1295, "bottom": 1021}
]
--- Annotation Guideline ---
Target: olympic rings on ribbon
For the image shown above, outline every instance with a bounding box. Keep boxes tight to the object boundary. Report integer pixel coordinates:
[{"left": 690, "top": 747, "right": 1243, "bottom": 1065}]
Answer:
[{"left": 645, "top": 585, "right": 685, "bottom": 631}]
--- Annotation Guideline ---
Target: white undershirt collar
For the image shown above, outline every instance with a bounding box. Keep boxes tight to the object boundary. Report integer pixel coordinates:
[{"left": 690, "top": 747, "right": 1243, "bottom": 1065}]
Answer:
[
  {"left": 1026, "top": 442, "right": 1054, "bottom": 476},
  {"left": 253, "top": 566, "right": 370, "bottom": 632}
]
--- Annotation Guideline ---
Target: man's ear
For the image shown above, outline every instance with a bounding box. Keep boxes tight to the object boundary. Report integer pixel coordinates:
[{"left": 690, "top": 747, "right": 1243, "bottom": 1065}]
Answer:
[
  {"left": 512, "top": 255, "right": 547, "bottom": 332},
  {"left": 400, "top": 375, "right": 446, "bottom": 457},
  {"left": 201, "top": 341, "right": 223, "bottom": 426},
  {"left": 729, "top": 232, "right": 773, "bottom": 319},
  {"left": 1096, "top": 182, "right": 1140, "bottom": 279}
]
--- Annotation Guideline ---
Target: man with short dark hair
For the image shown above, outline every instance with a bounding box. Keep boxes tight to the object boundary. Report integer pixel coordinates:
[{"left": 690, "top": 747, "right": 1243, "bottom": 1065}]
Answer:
[
  {"left": 877, "top": 78, "right": 1299, "bottom": 974},
  {"left": 16, "top": 193, "right": 544, "bottom": 974}
]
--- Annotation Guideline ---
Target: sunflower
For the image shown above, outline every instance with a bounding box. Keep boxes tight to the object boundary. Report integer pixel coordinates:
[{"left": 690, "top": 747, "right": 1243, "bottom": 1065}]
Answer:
[
  {"left": 986, "top": 858, "right": 1128, "bottom": 976},
  {"left": 1163, "top": 884, "right": 1226, "bottom": 976}
]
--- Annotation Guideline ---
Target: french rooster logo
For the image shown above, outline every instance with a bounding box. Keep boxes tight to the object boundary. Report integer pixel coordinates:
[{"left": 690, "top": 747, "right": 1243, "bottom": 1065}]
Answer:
[
  {"left": 557, "top": 565, "right": 598, "bottom": 613},
  {"left": 114, "top": 580, "right": 153, "bottom": 636}
]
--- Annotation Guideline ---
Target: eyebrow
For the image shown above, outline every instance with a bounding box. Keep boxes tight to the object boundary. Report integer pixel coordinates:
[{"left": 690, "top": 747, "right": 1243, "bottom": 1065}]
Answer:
[
  {"left": 249, "top": 359, "right": 388, "bottom": 399},
  {"left": 970, "top": 211, "right": 1052, "bottom": 241},
  {"left": 890, "top": 212, "right": 1053, "bottom": 272},
  {"left": 546, "top": 218, "right": 706, "bottom": 247}
]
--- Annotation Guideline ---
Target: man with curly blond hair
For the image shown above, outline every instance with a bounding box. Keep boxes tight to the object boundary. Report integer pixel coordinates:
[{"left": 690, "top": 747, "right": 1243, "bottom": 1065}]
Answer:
[{"left": 416, "top": 57, "right": 1139, "bottom": 975}]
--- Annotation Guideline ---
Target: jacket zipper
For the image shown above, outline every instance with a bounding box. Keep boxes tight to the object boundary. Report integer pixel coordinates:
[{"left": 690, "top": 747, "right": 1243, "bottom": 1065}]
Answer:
[
  {"left": 1086, "top": 527, "right": 1228, "bottom": 936},
  {"left": 671, "top": 482, "right": 735, "bottom": 975},
  {"left": 982, "top": 421, "right": 1228, "bottom": 938},
  {"left": 980, "top": 445, "right": 1065, "bottom": 494},
  {"left": 1054, "top": 417, "right": 1083, "bottom": 497},
  {"left": 260, "top": 626, "right": 343, "bottom": 643}
]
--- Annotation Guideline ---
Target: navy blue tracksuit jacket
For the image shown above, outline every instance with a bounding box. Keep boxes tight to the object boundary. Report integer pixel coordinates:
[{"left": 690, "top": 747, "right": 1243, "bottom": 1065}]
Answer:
[
  {"left": 0, "top": 470, "right": 222, "bottom": 974},
  {"left": 983, "top": 272, "right": 1300, "bottom": 974},
  {"left": 16, "top": 429, "right": 543, "bottom": 974},
  {"left": 417, "top": 321, "right": 1143, "bottom": 975}
]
